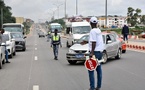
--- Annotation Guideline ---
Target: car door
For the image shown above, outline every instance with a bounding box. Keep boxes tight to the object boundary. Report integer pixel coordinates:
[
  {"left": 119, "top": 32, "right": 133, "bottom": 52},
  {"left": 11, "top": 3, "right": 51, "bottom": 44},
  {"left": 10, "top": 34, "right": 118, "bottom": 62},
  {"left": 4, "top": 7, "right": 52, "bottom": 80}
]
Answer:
[
  {"left": 105, "top": 34, "right": 113, "bottom": 57},
  {"left": 109, "top": 34, "right": 118, "bottom": 56}
]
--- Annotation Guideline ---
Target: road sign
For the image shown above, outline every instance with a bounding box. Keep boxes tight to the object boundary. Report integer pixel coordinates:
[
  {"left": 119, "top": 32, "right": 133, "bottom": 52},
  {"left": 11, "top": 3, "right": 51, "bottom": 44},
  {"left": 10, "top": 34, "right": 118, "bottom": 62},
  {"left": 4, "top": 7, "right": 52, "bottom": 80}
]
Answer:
[{"left": 85, "top": 56, "right": 98, "bottom": 71}]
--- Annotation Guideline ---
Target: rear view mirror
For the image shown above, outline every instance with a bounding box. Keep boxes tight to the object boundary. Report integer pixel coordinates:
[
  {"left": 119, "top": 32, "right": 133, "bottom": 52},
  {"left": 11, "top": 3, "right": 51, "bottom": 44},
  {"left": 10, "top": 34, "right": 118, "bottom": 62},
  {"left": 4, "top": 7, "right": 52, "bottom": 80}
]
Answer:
[
  {"left": 24, "top": 36, "right": 27, "bottom": 38},
  {"left": 107, "top": 40, "right": 112, "bottom": 44},
  {"left": 1, "top": 43, "right": 6, "bottom": 46}
]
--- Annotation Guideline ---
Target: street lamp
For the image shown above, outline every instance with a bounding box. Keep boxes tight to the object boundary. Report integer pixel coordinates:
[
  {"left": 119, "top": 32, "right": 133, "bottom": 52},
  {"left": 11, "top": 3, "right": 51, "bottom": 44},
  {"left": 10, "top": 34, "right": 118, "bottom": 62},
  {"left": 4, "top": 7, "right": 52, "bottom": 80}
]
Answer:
[
  {"left": 1, "top": 0, "right": 4, "bottom": 28},
  {"left": 76, "top": 0, "right": 78, "bottom": 15},
  {"left": 105, "top": 0, "right": 107, "bottom": 28},
  {"left": 53, "top": 3, "right": 63, "bottom": 19}
]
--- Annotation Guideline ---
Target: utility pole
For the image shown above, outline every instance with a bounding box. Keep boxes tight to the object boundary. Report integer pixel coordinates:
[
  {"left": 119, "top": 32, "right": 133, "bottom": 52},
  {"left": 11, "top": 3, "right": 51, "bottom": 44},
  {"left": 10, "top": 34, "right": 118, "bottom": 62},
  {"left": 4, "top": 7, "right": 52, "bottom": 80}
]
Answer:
[
  {"left": 105, "top": 0, "right": 107, "bottom": 28},
  {"left": 64, "top": 0, "right": 66, "bottom": 19},
  {"left": 76, "top": 0, "right": 78, "bottom": 15},
  {"left": 53, "top": 3, "right": 63, "bottom": 19},
  {"left": 1, "top": 8, "right": 3, "bottom": 28}
]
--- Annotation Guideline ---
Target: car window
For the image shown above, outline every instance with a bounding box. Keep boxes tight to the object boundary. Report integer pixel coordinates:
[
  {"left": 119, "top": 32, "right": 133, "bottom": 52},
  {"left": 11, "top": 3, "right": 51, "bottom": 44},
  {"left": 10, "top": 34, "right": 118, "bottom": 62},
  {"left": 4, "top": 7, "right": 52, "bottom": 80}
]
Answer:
[
  {"left": 11, "top": 33, "right": 23, "bottom": 38},
  {"left": 109, "top": 34, "right": 116, "bottom": 42}
]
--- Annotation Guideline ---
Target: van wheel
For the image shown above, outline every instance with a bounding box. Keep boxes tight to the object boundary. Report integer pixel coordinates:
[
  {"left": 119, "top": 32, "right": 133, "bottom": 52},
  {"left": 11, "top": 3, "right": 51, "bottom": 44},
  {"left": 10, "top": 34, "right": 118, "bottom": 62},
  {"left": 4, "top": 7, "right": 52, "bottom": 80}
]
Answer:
[
  {"left": 122, "top": 50, "right": 126, "bottom": 53},
  {"left": 2, "top": 59, "right": 5, "bottom": 64},
  {"left": 13, "top": 51, "right": 16, "bottom": 56},
  {"left": 68, "top": 60, "right": 77, "bottom": 65},
  {"left": 102, "top": 51, "right": 108, "bottom": 64},
  {"left": 9, "top": 50, "right": 13, "bottom": 58},
  {"left": 66, "top": 41, "right": 69, "bottom": 48},
  {"left": 0, "top": 60, "right": 2, "bottom": 69},
  {"left": 115, "top": 49, "right": 121, "bottom": 59}
]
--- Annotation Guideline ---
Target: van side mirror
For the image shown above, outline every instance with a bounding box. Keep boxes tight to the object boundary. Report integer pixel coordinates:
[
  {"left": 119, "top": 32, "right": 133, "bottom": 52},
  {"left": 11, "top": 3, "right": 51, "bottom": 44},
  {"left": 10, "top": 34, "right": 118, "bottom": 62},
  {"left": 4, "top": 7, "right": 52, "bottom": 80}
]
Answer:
[
  {"left": 1, "top": 43, "right": 6, "bottom": 46},
  {"left": 24, "top": 36, "right": 27, "bottom": 39}
]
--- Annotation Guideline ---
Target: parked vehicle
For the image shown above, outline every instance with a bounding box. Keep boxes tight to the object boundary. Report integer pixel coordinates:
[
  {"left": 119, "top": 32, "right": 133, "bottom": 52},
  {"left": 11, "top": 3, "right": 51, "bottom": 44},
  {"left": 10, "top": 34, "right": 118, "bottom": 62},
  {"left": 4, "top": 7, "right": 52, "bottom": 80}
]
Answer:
[
  {"left": 0, "top": 43, "right": 6, "bottom": 69},
  {"left": 66, "top": 33, "right": 122, "bottom": 64},
  {"left": 139, "top": 32, "right": 145, "bottom": 38},
  {"left": 49, "top": 23, "right": 62, "bottom": 35},
  {"left": 3, "top": 32, "right": 16, "bottom": 58},
  {"left": 3, "top": 23, "right": 25, "bottom": 35},
  {"left": 11, "top": 32, "right": 26, "bottom": 51}
]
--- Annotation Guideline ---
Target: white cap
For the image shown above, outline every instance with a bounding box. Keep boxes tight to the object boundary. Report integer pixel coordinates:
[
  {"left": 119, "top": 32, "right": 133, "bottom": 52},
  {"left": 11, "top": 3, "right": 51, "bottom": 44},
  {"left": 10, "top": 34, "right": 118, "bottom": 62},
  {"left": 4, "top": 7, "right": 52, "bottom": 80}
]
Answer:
[{"left": 90, "top": 17, "right": 98, "bottom": 23}]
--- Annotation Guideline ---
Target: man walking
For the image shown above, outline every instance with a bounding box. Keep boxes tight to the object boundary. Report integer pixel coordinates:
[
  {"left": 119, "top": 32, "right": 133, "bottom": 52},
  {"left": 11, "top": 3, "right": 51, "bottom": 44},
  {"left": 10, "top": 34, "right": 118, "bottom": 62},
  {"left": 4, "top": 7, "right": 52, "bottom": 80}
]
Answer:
[
  {"left": 0, "top": 28, "right": 10, "bottom": 63},
  {"left": 88, "top": 17, "right": 104, "bottom": 90},
  {"left": 122, "top": 24, "right": 129, "bottom": 43},
  {"left": 51, "top": 29, "right": 62, "bottom": 60}
]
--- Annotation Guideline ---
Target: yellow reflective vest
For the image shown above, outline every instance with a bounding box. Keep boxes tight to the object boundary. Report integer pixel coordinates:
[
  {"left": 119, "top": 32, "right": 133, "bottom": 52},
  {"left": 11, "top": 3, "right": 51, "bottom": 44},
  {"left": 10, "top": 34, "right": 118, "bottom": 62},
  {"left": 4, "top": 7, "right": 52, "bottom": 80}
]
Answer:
[{"left": 52, "top": 35, "right": 59, "bottom": 41}]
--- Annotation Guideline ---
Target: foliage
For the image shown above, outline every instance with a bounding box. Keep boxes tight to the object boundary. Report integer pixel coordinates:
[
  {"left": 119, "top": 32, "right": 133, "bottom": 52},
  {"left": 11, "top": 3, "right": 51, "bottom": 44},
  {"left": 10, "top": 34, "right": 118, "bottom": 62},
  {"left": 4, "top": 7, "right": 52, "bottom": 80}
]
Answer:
[
  {"left": 140, "top": 15, "right": 145, "bottom": 25},
  {"left": 127, "top": 7, "right": 141, "bottom": 26},
  {"left": 0, "top": 0, "right": 16, "bottom": 28}
]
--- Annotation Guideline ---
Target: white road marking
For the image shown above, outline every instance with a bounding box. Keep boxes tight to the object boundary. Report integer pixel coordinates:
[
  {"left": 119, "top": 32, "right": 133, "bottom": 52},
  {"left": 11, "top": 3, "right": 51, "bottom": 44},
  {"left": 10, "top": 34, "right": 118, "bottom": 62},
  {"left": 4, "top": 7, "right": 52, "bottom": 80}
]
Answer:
[
  {"left": 35, "top": 48, "right": 37, "bottom": 50},
  {"left": 34, "top": 56, "right": 38, "bottom": 60},
  {"left": 33, "top": 85, "right": 39, "bottom": 90}
]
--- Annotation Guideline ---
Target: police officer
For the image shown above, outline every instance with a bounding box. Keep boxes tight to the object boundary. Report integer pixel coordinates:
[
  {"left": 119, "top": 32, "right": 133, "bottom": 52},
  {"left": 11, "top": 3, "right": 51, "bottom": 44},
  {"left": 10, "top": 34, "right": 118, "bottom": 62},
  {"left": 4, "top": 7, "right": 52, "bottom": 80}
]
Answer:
[{"left": 51, "top": 29, "right": 62, "bottom": 60}]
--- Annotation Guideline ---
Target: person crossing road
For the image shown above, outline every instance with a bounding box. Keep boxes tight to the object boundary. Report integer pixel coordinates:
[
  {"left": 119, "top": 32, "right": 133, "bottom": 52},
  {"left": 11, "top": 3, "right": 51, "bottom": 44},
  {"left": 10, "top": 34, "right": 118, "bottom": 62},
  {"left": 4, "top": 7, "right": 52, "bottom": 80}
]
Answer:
[{"left": 51, "top": 29, "right": 62, "bottom": 60}]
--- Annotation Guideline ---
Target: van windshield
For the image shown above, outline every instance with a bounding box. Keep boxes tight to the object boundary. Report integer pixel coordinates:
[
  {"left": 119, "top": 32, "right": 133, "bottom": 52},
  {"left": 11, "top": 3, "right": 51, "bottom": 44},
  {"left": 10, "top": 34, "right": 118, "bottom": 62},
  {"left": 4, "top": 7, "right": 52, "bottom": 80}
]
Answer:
[
  {"left": 4, "top": 27, "right": 22, "bottom": 32},
  {"left": 50, "top": 25, "right": 62, "bottom": 33},
  {"left": 72, "top": 26, "right": 91, "bottom": 34}
]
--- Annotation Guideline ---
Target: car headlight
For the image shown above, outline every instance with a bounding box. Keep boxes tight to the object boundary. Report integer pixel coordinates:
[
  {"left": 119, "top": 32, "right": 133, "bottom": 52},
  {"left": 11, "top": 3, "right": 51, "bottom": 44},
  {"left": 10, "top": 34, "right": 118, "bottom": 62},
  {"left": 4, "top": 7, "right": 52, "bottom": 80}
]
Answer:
[{"left": 68, "top": 49, "right": 75, "bottom": 53}]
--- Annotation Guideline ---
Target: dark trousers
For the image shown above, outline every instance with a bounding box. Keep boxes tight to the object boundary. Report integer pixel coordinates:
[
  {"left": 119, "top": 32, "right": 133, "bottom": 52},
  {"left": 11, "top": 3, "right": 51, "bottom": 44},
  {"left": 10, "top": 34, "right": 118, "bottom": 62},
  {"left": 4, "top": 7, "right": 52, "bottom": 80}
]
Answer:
[
  {"left": 52, "top": 45, "right": 59, "bottom": 58},
  {"left": 123, "top": 33, "right": 128, "bottom": 41}
]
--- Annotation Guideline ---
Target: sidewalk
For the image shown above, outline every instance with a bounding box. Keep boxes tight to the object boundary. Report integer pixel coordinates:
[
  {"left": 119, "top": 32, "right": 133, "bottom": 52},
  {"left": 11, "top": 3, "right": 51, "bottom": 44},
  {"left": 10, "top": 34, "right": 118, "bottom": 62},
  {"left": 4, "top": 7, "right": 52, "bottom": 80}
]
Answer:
[{"left": 126, "top": 40, "right": 145, "bottom": 51}]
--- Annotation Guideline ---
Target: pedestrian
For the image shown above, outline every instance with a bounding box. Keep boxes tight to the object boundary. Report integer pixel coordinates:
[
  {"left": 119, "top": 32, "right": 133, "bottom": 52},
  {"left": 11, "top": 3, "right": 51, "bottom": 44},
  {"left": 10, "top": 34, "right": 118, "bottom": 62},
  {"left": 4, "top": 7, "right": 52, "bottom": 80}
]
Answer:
[
  {"left": 122, "top": 24, "right": 129, "bottom": 43},
  {"left": 51, "top": 29, "right": 62, "bottom": 60},
  {"left": 88, "top": 17, "right": 104, "bottom": 90},
  {"left": 47, "top": 31, "right": 51, "bottom": 42},
  {"left": 0, "top": 28, "right": 10, "bottom": 63}
]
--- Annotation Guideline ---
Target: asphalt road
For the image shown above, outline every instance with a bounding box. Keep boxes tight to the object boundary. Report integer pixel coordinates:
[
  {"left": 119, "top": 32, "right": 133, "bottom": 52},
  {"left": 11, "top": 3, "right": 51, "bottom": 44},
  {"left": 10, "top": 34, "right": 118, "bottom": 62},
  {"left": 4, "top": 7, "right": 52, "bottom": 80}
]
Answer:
[{"left": 0, "top": 24, "right": 145, "bottom": 90}]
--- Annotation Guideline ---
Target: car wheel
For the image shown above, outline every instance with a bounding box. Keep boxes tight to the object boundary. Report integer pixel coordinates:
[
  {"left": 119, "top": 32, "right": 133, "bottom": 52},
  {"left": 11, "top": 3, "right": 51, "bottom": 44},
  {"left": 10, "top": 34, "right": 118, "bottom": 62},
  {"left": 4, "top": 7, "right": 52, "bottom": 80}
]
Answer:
[
  {"left": 102, "top": 51, "right": 108, "bottom": 64},
  {"left": 115, "top": 49, "right": 121, "bottom": 59},
  {"left": 122, "top": 50, "right": 126, "bottom": 53},
  {"left": 68, "top": 60, "right": 77, "bottom": 65},
  {"left": 66, "top": 41, "right": 69, "bottom": 48},
  {"left": 0, "top": 60, "right": 2, "bottom": 69},
  {"left": 13, "top": 50, "right": 16, "bottom": 56},
  {"left": 9, "top": 50, "right": 13, "bottom": 58}
]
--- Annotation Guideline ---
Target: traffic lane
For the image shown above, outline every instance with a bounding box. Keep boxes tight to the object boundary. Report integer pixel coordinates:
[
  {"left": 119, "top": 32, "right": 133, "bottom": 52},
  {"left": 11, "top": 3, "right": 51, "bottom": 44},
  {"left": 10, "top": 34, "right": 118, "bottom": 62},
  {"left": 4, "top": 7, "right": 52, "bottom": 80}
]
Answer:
[
  {"left": 27, "top": 36, "right": 89, "bottom": 90},
  {"left": 102, "top": 50, "right": 145, "bottom": 90},
  {"left": 0, "top": 30, "right": 37, "bottom": 90},
  {"left": 26, "top": 35, "right": 145, "bottom": 90}
]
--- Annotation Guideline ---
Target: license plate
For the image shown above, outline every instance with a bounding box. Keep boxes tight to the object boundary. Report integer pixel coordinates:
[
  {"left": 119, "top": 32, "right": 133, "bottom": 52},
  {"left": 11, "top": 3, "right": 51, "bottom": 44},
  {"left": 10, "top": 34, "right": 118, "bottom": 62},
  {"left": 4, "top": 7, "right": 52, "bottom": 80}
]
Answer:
[{"left": 75, "top": 54, "right": 84, "bottom": 58}]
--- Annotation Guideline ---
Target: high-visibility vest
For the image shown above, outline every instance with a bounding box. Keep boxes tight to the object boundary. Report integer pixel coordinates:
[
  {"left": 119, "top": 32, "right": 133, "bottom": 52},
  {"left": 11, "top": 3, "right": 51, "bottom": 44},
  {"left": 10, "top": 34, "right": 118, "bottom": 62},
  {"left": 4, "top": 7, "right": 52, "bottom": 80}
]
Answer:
[{"left": 52, "top": 35, "right": 59, "bottom": 41}]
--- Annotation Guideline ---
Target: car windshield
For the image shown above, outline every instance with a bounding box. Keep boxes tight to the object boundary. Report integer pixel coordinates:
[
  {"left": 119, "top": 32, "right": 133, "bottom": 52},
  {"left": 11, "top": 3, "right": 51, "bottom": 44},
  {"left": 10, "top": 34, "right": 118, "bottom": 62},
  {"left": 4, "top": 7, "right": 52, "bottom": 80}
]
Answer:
[
  {"left": 11, "top": 33, "right": 23, "bottom": 38},
  {"left": 72, "top": 26, "right": 91, "bottom": 34},
  {"left": 4, "top": 27, "right": 22, "bottom": 32},
  {"left": 77, "top": 34, "right": 105, "bottom": 44}
]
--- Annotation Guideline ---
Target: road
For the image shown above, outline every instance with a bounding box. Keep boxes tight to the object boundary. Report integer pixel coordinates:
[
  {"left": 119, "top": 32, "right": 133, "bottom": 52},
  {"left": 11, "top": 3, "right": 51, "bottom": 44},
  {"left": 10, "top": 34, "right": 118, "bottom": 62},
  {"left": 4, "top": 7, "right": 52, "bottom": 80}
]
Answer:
[{"left": 0, "top": 24, "right": 145, "bottom": 90}]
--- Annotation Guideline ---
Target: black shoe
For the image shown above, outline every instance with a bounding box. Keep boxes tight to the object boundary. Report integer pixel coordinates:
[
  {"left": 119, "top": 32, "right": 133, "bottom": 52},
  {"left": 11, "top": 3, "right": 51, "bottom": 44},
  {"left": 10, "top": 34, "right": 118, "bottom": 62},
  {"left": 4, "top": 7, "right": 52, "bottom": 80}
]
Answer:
[
  {"left": 6, "top": 61, "right": 10, "bottom": 63},
  {"left": 95, "top": 88, "right": 101, "bottom": 90}
]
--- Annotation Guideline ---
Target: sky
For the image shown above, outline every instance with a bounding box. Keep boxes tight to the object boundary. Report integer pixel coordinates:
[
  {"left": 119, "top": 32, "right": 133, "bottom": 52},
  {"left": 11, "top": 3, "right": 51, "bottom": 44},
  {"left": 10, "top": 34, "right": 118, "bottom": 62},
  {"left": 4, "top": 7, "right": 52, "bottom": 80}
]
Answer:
[{"left": 4, "top": 0, "right": 145, "bottom": 22}]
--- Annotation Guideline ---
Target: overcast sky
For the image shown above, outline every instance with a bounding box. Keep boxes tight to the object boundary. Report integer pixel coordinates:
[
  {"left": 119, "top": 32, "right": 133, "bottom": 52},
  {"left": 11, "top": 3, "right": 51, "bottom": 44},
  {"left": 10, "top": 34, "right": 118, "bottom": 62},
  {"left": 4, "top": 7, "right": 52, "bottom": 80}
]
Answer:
[{"left": 4, "top": 0, "right": 145, "bottom": 22}]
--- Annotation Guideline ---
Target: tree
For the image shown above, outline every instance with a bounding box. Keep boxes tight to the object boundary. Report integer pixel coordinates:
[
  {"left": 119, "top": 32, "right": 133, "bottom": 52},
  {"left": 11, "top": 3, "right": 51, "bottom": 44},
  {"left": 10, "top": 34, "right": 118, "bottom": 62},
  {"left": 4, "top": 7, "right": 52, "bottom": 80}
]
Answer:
[
  {"left": 140, "top": 15, "right": 145, "bottom": 25},
  {"left": 127, "top": 7, "right": 141, "bottom": 26},
  {"left": 0, "top": 0, "right": 15, "bottom": 28}
]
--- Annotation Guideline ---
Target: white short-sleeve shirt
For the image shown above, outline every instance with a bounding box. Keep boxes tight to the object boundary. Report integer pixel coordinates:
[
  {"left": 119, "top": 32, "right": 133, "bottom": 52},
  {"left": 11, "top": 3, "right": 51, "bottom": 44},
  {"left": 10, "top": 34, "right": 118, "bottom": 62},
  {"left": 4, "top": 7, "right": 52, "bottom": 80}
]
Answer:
[{"left": 89, "top": 28, "right": 104, "bottom": 52}]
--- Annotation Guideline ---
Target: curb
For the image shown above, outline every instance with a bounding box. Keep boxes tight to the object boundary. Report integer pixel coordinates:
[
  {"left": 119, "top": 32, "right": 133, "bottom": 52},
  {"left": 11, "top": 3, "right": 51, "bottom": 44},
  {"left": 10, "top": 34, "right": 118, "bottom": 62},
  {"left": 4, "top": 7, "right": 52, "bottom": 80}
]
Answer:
[{"left": 127, "top": 44, "right": 145, "bottom": 51}]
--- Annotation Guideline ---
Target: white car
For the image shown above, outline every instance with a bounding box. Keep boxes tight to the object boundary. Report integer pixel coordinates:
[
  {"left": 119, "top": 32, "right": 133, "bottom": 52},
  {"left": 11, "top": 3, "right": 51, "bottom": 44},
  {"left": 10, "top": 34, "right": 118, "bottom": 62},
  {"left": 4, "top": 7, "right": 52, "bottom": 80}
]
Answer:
[
  {"left": 3, "top": 31, "right": 16, "bottom": 58},
  {"left": 66, "top": 33, "right": 122, "bottom": 64},
  {"left": 0, "top": 42, "right": 6, "bottom": 69}
]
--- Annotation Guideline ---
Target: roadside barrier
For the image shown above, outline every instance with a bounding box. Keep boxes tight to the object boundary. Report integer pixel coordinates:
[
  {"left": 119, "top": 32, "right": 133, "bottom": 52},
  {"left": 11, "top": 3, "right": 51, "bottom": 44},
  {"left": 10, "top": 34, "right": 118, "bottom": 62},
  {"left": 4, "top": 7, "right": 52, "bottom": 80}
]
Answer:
[{"left": 127, "top": 44, "right": 145, "bottom": 51}]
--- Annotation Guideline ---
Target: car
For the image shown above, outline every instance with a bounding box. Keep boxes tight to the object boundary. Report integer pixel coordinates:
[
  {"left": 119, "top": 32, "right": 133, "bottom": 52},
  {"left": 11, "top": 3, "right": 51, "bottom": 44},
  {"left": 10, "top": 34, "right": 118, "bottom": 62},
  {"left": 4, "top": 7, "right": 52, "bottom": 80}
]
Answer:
[
  {"left": 38, "top": 32, "right": 45, "bottom": 38},
  {"left": 66, "top": 33, "right": 122, "bottom": 64},
  {"left": 0, "top": 42, "right": 6, "bottom": 69},
  {"left": 106, "top": 31, "right": 127, "bottom": 53},
  {"left": 139, "top": 32, "right": 145, "bottom": 38},
  {"left": 11, "top": 32, "right": 26, "bottom": 51},
  {"left": 3, "top": 32, "right": 16, "bottom": 58}
]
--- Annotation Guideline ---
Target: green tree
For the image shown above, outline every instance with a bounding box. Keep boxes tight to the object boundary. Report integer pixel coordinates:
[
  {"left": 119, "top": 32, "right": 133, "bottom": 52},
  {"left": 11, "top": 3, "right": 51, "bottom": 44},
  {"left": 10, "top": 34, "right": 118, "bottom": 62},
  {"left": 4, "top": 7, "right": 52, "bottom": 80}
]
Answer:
[
  {"left": 140, "top": 15, "right": 145, "bottom": 25},
  {"left": 0, "top": 0, "right": 15, "bottom": 28},
  {"left": 127, "top": 7, "right": 141, "bottom": 26}
]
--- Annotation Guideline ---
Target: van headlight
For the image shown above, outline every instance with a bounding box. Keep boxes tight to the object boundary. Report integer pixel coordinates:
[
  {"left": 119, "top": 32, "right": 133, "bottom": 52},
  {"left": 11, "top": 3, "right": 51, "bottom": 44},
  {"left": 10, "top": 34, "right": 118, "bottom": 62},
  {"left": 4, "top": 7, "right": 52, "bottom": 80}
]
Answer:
[{"left": 69, "top": 49, "right": 75, "bottom": 53}]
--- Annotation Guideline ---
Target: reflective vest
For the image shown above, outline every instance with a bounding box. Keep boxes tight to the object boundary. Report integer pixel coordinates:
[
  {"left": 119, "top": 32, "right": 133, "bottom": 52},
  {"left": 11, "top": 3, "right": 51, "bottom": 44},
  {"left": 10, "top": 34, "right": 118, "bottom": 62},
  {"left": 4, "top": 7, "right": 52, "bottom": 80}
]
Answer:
[{"left": 52, "top": 35, "right": 59, "bottom": 41}]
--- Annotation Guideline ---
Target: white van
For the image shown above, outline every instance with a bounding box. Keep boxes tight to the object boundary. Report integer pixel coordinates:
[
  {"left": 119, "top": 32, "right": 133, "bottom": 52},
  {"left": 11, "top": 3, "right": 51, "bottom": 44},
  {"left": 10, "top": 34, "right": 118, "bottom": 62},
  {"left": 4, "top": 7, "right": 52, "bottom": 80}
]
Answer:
[{"left": 66, "top": 21, "right": 91, "bottom": 47}]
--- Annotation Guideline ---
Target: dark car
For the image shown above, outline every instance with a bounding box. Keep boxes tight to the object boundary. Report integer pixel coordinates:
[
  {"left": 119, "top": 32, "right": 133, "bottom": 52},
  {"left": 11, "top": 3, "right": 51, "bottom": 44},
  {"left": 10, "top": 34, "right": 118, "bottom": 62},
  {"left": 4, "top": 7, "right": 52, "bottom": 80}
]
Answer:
[
  {"left": 11, "top": 32, "right": 26, "bottom": 51},
  {"left": 38, "top": 32, "right": 45, "bottom": 38}
]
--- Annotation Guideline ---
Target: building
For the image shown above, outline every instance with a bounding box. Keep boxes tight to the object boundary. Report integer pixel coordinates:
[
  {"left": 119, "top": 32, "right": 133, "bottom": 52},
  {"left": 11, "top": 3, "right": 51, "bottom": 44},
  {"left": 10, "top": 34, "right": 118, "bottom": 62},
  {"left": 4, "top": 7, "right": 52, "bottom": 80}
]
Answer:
[{"left": 15, "top": 17, "right": 24, "bottom": 24}]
